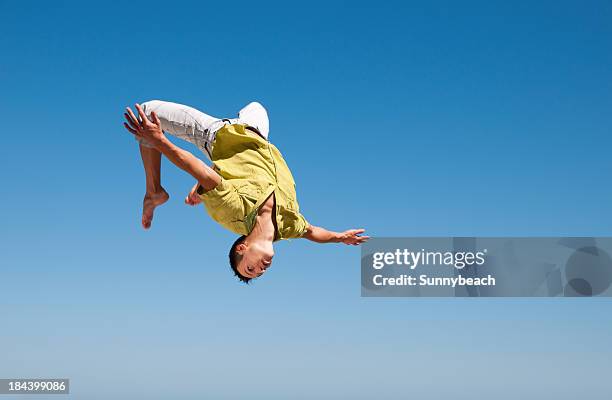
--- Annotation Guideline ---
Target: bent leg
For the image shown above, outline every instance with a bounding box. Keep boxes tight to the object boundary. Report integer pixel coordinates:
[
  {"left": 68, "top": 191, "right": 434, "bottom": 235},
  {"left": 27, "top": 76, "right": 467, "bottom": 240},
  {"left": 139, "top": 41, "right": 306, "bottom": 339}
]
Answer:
[
  {"left": 140, "top": 144, "right": 162, "bottom": 194},
  {"left": 139, "top": 143, "right": 169, "bottom": 229},
  {"left": 238, "top": 102, "right": 269, "bottom": 140},
  {"left": 140, "top": 100, "right": 222, "bottom": 159}
]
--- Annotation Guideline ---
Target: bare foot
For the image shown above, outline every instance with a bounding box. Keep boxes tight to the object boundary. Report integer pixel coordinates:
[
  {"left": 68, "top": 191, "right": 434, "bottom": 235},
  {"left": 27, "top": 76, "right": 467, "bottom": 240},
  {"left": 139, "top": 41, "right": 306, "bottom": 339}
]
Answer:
[
  {"left": 184, "top": 182, "right": 202, "bottom": 206},
  {"left": 142, "top": 189, "right": 169, "bottom": 229}
]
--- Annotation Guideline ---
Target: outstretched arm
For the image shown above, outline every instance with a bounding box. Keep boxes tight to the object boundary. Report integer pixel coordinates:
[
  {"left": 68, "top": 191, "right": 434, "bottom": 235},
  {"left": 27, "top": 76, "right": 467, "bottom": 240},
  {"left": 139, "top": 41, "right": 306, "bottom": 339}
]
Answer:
[
  {"left": 303, "top": 225, "right": 369, "bottom": 245},
  {"left": 124, "top": 104, "right": 221, "bottom": 191}
]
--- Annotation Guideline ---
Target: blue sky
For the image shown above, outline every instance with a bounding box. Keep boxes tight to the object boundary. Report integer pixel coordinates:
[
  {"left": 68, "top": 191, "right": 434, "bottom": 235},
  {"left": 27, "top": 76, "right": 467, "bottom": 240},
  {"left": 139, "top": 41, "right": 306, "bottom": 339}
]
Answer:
[{"left": 0, "top": 1, "right": 611, "bottom": 399}]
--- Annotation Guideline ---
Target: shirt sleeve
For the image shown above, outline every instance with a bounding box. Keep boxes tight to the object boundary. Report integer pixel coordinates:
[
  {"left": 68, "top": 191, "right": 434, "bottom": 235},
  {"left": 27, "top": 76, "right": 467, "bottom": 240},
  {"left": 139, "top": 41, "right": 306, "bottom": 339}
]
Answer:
[
  {"left": 297, "top": 213, "right": 310, "bottom": 237},
  {"left": 282, "top": 212, "right": 309, "bottom": 239},
  {"left": 197, "top": 179, "right": 248, "bottom": 234}
]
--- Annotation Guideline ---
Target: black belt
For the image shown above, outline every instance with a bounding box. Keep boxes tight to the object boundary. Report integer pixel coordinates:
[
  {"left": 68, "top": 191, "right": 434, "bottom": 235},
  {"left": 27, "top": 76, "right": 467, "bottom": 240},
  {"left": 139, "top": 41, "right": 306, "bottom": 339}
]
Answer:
[{"left": 222, "top": 118, "right": 264, "bottom": 138}]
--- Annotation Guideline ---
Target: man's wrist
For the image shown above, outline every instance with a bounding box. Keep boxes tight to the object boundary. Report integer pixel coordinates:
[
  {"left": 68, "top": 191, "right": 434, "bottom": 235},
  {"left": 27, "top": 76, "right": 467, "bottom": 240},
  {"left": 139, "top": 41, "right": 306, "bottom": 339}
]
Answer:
[
  {"left": 332, "top": 232, "right": 343, "bottom": 243},
  {"left": 153, "top": 134, "right": 172, "bottom": 152}
]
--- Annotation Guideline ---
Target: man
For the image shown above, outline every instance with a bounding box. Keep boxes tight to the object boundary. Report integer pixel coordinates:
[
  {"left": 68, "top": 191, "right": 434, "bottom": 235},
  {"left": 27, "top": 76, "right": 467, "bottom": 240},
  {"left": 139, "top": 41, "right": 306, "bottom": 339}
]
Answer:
[{"left": 123, "top": 100, "right": 368, "bottom": 283}]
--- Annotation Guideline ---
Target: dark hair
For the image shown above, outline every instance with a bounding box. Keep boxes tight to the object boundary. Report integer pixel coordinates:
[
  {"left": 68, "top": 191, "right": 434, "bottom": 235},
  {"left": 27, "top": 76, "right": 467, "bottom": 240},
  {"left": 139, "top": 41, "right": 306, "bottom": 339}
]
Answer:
[{"left": 229, "top": 235, "right": 251, "bottom": 283}]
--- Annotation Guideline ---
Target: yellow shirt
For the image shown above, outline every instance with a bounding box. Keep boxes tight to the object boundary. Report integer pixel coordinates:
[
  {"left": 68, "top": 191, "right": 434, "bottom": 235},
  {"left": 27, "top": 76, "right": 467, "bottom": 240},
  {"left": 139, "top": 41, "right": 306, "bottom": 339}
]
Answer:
[{"left": 197, "top": 124, "right": 309, "bottom": 240}]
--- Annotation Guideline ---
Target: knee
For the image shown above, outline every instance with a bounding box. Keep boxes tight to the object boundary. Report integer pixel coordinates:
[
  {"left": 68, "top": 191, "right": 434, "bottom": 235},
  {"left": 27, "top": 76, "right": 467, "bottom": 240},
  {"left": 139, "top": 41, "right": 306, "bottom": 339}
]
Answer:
[{"left": 140, "top": 100, "right": 163, "bottom": 115}]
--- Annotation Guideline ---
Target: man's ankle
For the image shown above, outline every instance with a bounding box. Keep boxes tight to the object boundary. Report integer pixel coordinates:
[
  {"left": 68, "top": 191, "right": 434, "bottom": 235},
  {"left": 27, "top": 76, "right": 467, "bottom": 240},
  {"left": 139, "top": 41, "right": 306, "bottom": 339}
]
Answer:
[{"left": 145, "top": 186, "right": 165, "bottom": 196}]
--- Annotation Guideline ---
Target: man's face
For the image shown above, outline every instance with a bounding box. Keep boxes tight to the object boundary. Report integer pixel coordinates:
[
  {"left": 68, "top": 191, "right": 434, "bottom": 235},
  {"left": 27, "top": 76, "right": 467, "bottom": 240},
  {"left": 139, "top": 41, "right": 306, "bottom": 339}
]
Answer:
[{"left": 236, "top": 241, "right": 274, "bottom": 280}]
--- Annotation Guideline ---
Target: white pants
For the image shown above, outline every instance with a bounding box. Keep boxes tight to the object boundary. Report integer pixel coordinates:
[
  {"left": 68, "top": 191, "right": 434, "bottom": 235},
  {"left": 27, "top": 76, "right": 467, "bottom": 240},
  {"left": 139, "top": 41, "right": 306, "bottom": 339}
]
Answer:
[{"left": 138, "top": 100, "right": 270, "bottom": 159}]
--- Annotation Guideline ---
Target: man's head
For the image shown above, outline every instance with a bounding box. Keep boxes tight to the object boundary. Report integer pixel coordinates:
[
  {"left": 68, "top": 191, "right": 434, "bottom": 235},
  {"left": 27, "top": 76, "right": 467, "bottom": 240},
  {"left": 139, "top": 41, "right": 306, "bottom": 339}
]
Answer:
[{"left": 229, "top": 236, "right": 275, "bottom": 283}]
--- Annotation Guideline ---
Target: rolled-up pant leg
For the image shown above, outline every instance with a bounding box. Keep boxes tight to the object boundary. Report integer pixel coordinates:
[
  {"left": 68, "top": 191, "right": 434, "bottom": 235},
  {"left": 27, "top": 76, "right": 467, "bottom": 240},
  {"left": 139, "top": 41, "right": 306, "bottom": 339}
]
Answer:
[{"left": 138, "top": 100, "right": 222, "bottom": 159}]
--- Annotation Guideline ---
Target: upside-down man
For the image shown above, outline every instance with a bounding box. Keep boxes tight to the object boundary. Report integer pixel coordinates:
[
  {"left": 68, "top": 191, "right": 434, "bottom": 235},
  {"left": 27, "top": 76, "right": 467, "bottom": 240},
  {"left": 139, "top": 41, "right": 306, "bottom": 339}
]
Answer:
[{"left": 123, "top": 100, "right": 368, "bottom": 283}]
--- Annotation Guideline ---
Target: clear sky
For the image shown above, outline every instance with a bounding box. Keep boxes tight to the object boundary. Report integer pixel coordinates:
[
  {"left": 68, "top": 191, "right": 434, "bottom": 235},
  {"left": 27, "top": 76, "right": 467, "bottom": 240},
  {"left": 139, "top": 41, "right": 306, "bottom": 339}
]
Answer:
[{"left": 1, "top": 1, "right": 611, "bottom": 399}]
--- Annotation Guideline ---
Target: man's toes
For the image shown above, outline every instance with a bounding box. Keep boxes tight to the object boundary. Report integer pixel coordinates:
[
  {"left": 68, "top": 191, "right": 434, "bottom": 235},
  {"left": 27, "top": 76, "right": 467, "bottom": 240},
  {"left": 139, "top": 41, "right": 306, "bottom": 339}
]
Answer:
[
  {"left": 141, "top": 190, "right": 168, "bottom": 229},
  {"left": 142, "top": 214, "right": 152, "bottom": 229},
  {"left": 142, "top": 206, "right": 154, "bottom": 229}
]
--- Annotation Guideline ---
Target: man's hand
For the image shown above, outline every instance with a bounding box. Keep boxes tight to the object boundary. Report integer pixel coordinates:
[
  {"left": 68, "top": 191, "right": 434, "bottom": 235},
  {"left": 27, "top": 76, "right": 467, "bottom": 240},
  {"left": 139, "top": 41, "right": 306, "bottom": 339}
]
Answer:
[
  {"left": 303, "top": 225, "right": 370, "bottom": 245},
  {"left": 123, "top": 104, "right": 165, "bottom": 147},
  {"left": 185, "top": 181, "right": 203, "bottom": 206},
  {"left": 338, "top": 228, "right": 369, "bottom": 245}
]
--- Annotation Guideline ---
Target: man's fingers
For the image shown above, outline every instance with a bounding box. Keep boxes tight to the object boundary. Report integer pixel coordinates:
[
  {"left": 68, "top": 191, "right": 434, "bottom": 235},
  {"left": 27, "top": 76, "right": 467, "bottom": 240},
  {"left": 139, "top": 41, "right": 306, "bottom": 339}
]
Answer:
[
  {"left": 135, "top": 103, "right": 150, "bottom": 125},
  {"left": 343, "top": 234, "right": 369, "bottom": 246},
  {"left": 124, "top": 112, "right": 140, "bottom": 130},
  {"left": 353, "top": 228, "right": 366, "bottom": 234},
  {"left": 126, "top": 107, "right": 140, "bottom": 126},
  {"left": 150, "top": 111, "right": 162, "bottom": 127},
  {"left": 123, "top": 122, "right": 138, "bottom": 135}
]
